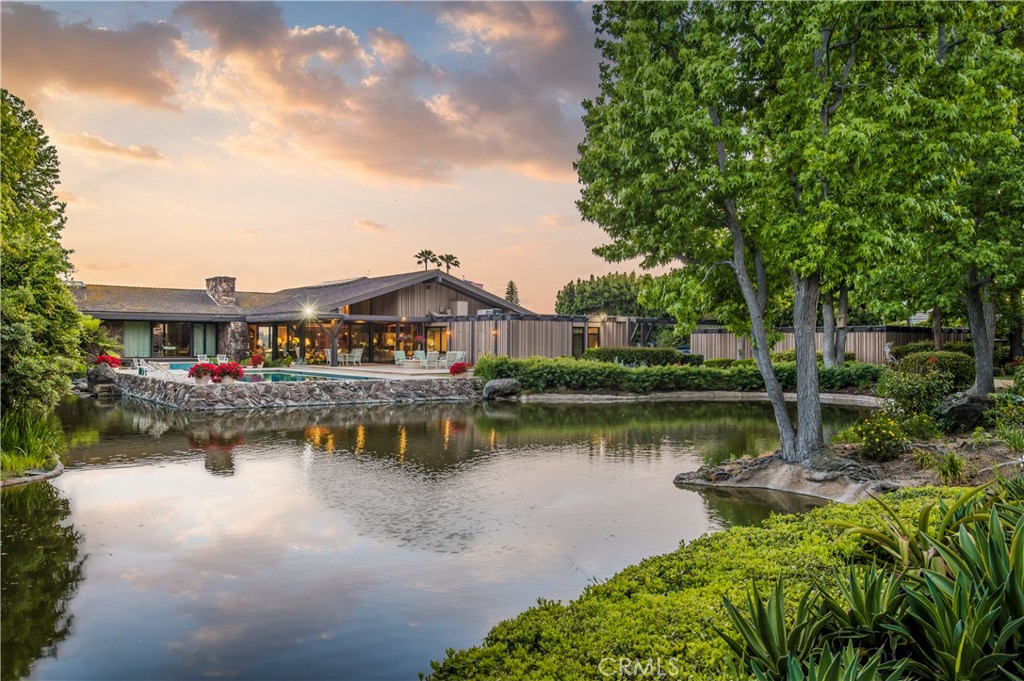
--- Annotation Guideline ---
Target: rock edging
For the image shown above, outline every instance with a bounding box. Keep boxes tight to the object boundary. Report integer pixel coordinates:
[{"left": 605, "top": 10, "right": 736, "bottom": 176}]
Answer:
[{"left": 113, "top": 373, "right": 480, "bottom": 411}]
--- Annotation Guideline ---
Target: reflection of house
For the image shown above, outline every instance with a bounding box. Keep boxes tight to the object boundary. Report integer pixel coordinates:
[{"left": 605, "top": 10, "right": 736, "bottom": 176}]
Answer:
[{"left": 72, "top": 270, "right": 645, "bottom": 364}]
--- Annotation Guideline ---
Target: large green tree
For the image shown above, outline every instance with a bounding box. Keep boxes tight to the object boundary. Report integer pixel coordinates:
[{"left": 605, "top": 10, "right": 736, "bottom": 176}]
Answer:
[
  {"left": 1, "top": 90, "right": 82, "bottom": 414},
  {"left": 554, "top": 272, "right": 660, "bottom": 317},
  {"left": 577, "top": 2, "right": 999, "bottom": 462}
]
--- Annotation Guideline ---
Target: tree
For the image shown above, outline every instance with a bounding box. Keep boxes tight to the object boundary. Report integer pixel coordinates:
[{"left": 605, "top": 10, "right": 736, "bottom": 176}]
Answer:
[
  {"left": 577, "top": 3, "right": 971, "bottom": 462},
  {"left": 504, "top": 280, "right": 520, "bottom": 305},
  {"left": 414, "top": 250, "right": 439, "bottom": 270},
  {"left": 437, "top": 253, "right": 460, "bottom": 274},
  {"left": 1, "top": 90, "right": 82, "bottom": 414},
  {"left": 554, "top": 273, "right": 659, "bottom": 317}
]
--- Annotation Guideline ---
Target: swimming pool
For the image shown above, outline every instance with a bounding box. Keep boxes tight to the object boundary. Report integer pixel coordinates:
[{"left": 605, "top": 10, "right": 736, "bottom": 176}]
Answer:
[{"left": 166, "top": 365, "right": 365, "bottom": 382}]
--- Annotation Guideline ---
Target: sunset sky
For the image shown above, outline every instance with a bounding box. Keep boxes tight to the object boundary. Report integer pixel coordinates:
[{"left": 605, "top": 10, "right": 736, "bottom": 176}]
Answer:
[{"left": 1, "top": 1, "right": 639, "bottom": 313}]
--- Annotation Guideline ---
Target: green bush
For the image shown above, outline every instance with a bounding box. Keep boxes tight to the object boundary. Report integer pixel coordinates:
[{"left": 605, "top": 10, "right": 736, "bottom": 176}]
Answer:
[
  {"left": 890, "top": 340, "right": 936, "bottom": 360},
  {"left": 936, "top": 340, "right": 1011, "bottom": 368},
  {"left": 1, "top": 410, "right": 64, "bottom": 478},
  {"left": 897, "top": 351, "right": 975, "bottom": 389},
  {"left": 582, "top": 346, "right": 684, "bottom": 366},
  {"left": 934, "top": 451, "right": 966, "bottom": 485},
  {"left": 704, "top": 358, "right": 735, "bottom": 368},
  {"left": 900, "top": 413, "right": 941, "bottom": 440},
  {"left": 769, "top": 349, "right": 856, "bottom": 364},
  {"left": 678, "top": 354, "right": 704, "bottom": 366},
  {"left": 849, "top": 411, "right": 908, "bottom": 461},
  {"left": 731, "top": 358, "right": 756, "bottom": 367},
  {"left": 472, "top": 356, "right": 881, "bottom": 395},
  {"left": 427, "top": 488, "right": 971, "bottom": 681},
  {"left": 876, "top": 368, "right": 954, "bottom": 418}
]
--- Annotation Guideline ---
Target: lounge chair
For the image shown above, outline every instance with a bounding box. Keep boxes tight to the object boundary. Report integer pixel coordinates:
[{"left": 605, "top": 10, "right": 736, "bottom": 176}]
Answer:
[{"left": 138, "top": 358, "right": 188, "bottom": 379}]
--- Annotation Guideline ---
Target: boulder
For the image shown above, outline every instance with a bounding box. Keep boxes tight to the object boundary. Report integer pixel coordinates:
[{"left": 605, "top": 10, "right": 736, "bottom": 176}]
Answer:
[
  {"left": 86, "top": 363, "right": 118, "bottom": 392},
  {"left": 935, "top": 393, "right": 995, "bottom": 433},
  {"left": 482, "top": 378, "right": 521, "bottom": 400}
]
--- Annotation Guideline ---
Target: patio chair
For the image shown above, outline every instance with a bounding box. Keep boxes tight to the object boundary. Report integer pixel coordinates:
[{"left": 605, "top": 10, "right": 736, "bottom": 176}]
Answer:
[
  {"left": 349, "top": 348, "right": 364, "bottom": 366},
  {"left": 413, "top": 350, "right": 427, "bottom": 363},
  {"left": 197, "top": 355, "right": 209, "bottom": 363},
  {"left": 138, "top": 358, "right": 188, "bottom": 379},
  {"left": 216, "top": 354, "right": 229, "bottom": 364},
  {"left": 394, "top": 353, "right": 408, "bottom": 368},
  {"left": 425, "top": 351, "right": 440, "bottom": 369},
  {"left": 444, "top": 350, "right": 466, "bottom": 368}
]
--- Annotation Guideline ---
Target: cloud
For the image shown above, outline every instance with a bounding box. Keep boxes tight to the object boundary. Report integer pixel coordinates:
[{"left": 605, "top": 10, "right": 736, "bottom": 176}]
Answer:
[
  {"left": 537, "top": 213, "right": 582, "bottom": 232},
  {"left": 0, "top": 2, "right": 182, "bottom": 107},
  {"left": 354, "top": 219, "right": 393, "bottom": 234},
  {"left": 64, "top": 132, "right": 165, "bottom": 161},
  {"left": 176, "top": 1, "right": 599, "bottom": 185}
]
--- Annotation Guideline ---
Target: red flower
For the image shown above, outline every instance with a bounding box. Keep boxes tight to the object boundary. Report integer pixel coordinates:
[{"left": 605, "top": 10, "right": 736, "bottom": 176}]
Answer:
[
  {"left": 928, "top": 356, "right": 937, "bottom": 363},
  {"left": 449, "top": 362, "right": 471, "bottom": 375},
  {"left": 96, "top": 355, "right": 121, "bottom": 368},
  {"left": 188, "top": 362, "right": 218, "bottom": 378},
  {"left": 215, "top": 362, "right": 245, "bottom": 379},
  {"left": 251, "top": 354, "right": 265, "bottom": 365}
]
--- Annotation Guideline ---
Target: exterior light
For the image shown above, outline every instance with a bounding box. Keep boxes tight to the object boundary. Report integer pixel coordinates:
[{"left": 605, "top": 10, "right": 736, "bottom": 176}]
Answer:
[
  {"left": 302, "top": 304, "right": 316, "bottom": 319},
  {"left": 491, "top": 329, "right": 497, "bottom": 336}
]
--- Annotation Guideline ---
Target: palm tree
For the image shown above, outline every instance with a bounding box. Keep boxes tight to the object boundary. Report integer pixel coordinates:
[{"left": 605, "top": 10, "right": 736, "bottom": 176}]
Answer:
[
  {"left": 437, "top": 254, "right": 460, "bottom": 274},
  {"left": 415, "top": 250, "right": 439, "bottom": 270}
]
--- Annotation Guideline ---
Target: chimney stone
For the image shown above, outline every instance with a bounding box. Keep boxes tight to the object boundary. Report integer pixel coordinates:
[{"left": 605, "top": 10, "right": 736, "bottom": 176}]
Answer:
[{"left": 206, "top": 276, "right": 236, "bottom": 305}]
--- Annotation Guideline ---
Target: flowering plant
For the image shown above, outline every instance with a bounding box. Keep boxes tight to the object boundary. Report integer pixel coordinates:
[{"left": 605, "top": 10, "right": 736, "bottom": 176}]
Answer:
[
  {"left": 413, "top": 335, "right": 425, "bottom": 344},
  {"left": 449, "top": 362, "right": 470, "bottom": 376},
  {"left": 96, "top": 355, "right": 121, "bottom": 368},
  {"left": 215, "top": 362, "right": 245, "bottom": 380},
  {"left": 188, "top": 362, "right": 218, "bottom": 378},
  {"left": 250, "top": 354, "right": 265, "bottom": 366}
]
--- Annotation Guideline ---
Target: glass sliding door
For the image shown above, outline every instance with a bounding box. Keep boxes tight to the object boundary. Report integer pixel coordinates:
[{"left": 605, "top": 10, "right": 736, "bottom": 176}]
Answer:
[
  {"left": 192, "top": 324, "right": 217, "bottom": 357},
  {"left": 124, "top": 321, "right": 152, "bottom": 357}
]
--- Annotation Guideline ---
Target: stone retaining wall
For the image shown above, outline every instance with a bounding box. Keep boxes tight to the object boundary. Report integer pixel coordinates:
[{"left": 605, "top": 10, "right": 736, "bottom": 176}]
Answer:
[{"left": 113, "top": 373, "right": 480, "bottom": 411}]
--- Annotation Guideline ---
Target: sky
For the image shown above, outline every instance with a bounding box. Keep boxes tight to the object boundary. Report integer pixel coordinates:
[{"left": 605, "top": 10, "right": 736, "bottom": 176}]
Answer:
[{"left": 1, "top": 0, "right": 645, "bottom": 313}]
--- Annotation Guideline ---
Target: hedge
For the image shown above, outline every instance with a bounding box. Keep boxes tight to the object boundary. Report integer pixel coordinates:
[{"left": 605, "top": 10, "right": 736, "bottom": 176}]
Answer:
[
  {"left": 891, "top": 339, "right": 1010, "bottom": 367},
  {"left": 703, "top": 358, "right": 735, "bottom": 368},
  {"left": 472, "top": 356, "right": 882, "bottom": 394},
  {"left": 896, "top": 350, "right": 975, "bottom": 389},
  {"left": 582, "top": 347, "right": 700, "bottom": 367},
  {"left": 426, "top": 488, "right": 964, "bottom": 681},
  {"left": 769, "top": 349, "right": 856, "bottom": 364}
]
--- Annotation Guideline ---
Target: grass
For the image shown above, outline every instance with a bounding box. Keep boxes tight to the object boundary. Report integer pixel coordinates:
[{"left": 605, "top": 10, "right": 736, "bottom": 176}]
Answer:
[{"left": 0, "top": 410, "right": 65, "bottom": 479}]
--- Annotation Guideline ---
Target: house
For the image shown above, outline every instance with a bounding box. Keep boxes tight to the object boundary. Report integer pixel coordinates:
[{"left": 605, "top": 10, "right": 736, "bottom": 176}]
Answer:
[{"left": 73, "top": 270, "right": 646, "bottom": 364}]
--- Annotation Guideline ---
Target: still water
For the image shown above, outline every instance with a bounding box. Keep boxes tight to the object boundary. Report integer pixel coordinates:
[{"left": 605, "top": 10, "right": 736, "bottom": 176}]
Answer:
[{"left": 2, "top": 398, "right": 861, "bottom": 680}]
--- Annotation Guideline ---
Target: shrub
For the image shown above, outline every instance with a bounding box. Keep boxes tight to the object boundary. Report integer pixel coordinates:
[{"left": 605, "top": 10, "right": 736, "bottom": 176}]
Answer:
[
  {"left": 1012, "top": 370, "right": 1024, "bottom": 397},
  {"left": 677, "top": 354, "right": 704, "bottom": 366},
  {"left": 449, "top": 362, "right": 470, "bottom": 376},
  {"left": 305, "top": 351, "right": 326, "bottom": 365},
  {"left": 900, "top": 413, "right": 941, "bottom": 440},
  {"left": 998, "top": 424, "right": 1024, "bottom": 454},
  {"left": 731, "top": 358, "right": 756, "bottom": 367},
  {"left": 988, "top": 393, "right": 1024, "bottom": 429},
  {"left": 876, "top": 368, "right": 953, "bottom": 418},
  {"left": 704, "top": 358, "right": 735, "bottom": 368},
  {"left": 472, "top": 354, "right": 518, "bottom": 381},
  {"left": 940, "top": 340, "right": 1011, "bottom": 367},
  {"left": 910, "top": 448, "right": 935, "bottom": 470},
  {"left": 583, "top": 347, "right": 682, "bottom": 366},
  {"left": 770, "top": 349, "right": 856, "bottom": 364},
  {"left": 934, "top": 451, "right": 966, "bottom": 485},
  {"left": 896, "top": 351, "right": 974, "bottom": 389},
  {"left": 890, "top": 340, "right": 936, "bottom": 360},
  {"left": 849, "top": 412, "right": 908, "bottom": 461},
  {"left": 819, "top": 363, "right": 883, "bottom": 390},
  {"left": 0, "top": 410, "right": 64, "bottom": 478},
  {"left": 1004, "top": 357, "right": 1023, "bottom": 376}
]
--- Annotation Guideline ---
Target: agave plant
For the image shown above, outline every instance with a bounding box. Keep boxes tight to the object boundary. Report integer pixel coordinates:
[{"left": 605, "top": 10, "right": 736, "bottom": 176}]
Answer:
[
  {"left": 717, "top": 579, "right": 828, "bottom": 681},
  {"left": 817, "top": 563, "right": 907, "bottom": 655},
  {"left": 769, "top": 645, "right": 906, "bottom": 681}
]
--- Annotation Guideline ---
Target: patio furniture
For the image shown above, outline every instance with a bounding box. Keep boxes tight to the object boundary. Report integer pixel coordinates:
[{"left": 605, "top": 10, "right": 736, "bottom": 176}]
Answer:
[
  {"left": 197, "top": 355, "right": 209, "bottom": 363},
  {"left": 216, "top": 354, "right": 229, "bottom": 363},
  {"left": 137, "top": 358, "right": 188, "bottom": 379},
  {"left": 424, "top": 351, "right": 440, "bottom": 369},
  {"left": 443, "top": 350, "right": 466, "bottom": 368},
  {"left": 394, "top": 353, "right": 409, "bottom": 368},
  {"left": 339, "top": 348, "right": 364, "bottom": 366},
  {"left": 413, "top": 350, "right": 427, "bottom": 364}
]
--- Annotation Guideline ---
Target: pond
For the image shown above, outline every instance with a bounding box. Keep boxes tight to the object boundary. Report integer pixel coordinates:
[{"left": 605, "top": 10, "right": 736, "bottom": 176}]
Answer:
[{"left": 1, "top": 398, "right": 863, "bottom": 681}]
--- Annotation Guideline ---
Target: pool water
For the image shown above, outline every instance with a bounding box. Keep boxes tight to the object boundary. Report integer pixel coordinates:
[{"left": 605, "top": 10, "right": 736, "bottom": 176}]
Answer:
[{"left": 166, "top": 365, "right": 364, "bottom": 381}]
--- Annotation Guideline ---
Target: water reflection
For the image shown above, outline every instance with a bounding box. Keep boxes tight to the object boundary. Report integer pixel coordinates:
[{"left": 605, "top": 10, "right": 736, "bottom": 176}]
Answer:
[
  {"left": 1, "top": 483, "right": 85, "bottom": 681},
  {"left": 696, "top": 486, "right": 829, "bottom": 528},
  {"left": 25, "top": 397, "right": 866, "bottom": 680}
]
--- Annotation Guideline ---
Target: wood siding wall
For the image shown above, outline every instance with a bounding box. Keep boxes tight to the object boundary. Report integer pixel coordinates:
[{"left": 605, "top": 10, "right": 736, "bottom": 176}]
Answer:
[
  {"left": 367, "top": 283, "right": 490, "bottom": 317},
  {"left": 443, "top": 318, "right": 632, "bottom": 364},
  {"left": 692, "top": 327, "right": 971, "bottom": 364}
]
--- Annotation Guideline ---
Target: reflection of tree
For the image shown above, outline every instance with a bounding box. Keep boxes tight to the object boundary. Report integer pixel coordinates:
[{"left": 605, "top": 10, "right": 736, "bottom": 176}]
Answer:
[
  {"left": 695, "top": 486, "right": 828, "bottom": 528},
  {"left": 1, "top": 483, "right": 85, "bottom": 681}
]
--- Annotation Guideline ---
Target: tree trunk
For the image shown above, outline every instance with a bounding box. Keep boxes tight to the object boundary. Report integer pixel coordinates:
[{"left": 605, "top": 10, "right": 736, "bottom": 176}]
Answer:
[
  {"left": 964, "top": 268, "right": 996, "bottom": 395},
  {"left": 821, "top": 283, "right": 849, "bottom": 367},
  {"left": 794, "top": 273, "right": 824, "bottom": 460},
  {"left": 932, "top": 307, "right": 944, "bottom": 350},
  {"left": 725, "top": 212, "right": 797, "bottom": 461}
]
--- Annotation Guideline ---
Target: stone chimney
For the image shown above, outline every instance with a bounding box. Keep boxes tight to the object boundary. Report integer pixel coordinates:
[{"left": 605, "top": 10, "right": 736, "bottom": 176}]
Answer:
[{"left": 206, "top": 276, "right": 237, "bottom": 305}]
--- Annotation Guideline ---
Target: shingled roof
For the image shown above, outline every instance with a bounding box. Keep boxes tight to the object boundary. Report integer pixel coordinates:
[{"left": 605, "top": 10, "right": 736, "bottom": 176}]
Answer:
[{"left": 72, "top": 270, "right": 533, "bottom": 322}]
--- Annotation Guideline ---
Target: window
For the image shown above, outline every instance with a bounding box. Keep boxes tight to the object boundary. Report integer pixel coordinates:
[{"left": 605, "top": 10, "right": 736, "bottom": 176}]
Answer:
[
  {"left": 124, "top": 321, "right": 151, "bottom": 357},
  {"left": 587, "top": 326, "right": 600, "bottom": 349},
  {"left": 192, "top": 324, "right": 217, "bottom": 356},
  {"left": 572, "top": 327, "right": 585, "bottom": 357}
]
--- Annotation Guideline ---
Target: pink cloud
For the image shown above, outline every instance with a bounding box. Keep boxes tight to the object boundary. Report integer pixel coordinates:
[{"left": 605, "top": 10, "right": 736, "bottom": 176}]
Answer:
[
  {"left": 64, "top": 132, "right": 165, "bottom": 161},
  {"left": 0, "top": 2, "right": 182, "bottom": 107}
]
